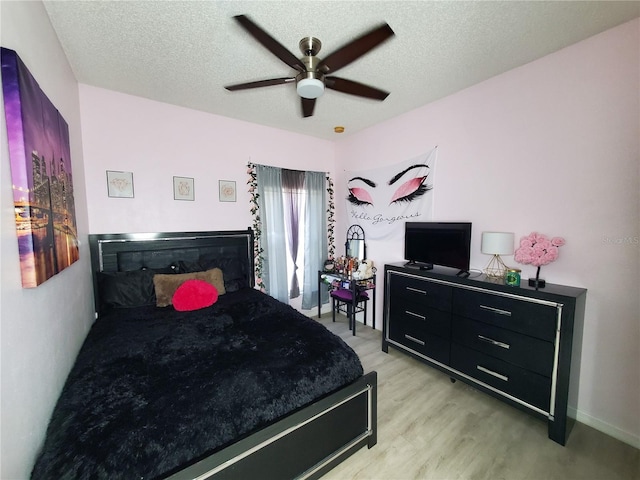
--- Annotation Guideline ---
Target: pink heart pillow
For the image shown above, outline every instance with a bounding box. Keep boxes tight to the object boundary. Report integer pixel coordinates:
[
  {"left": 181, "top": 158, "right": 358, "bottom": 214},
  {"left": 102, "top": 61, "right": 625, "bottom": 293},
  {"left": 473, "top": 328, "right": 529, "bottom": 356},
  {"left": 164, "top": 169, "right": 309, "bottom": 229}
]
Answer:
[{"left": 172, "top": 279, "right": 218, "bottom": 311}]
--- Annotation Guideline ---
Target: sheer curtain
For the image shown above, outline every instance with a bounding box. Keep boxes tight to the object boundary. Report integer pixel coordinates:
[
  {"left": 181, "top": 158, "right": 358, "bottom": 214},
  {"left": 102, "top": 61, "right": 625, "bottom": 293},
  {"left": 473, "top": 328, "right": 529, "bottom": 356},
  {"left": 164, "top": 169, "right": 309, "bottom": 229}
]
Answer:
[
  {"left": 301, "top": 171, "right": 328, "bottom": 311},
  {"left": 256, "top": 165, "right": 288, "bottom": 303},
  {"left": 282, "top": 169, "right": 305, "bottom": 299}
]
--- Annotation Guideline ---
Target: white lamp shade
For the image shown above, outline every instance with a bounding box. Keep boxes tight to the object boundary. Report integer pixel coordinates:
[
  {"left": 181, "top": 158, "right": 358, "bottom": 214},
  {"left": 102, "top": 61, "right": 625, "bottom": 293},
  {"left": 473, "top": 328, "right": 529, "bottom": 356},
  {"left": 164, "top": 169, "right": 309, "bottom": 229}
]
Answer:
[
  {"left": 481, "top": 232, "right": 514, "bottom": 255},
  {"left": 296, "top": 78, "right": 324, "bottom": 99}
]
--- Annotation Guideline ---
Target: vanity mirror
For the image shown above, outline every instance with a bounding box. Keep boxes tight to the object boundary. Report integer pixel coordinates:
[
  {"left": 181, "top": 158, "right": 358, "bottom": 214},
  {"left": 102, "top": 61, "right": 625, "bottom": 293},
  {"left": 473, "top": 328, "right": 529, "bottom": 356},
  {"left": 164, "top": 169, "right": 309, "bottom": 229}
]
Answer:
[{"left": 345, "top": 224, "right": 366, "bottom": 261}]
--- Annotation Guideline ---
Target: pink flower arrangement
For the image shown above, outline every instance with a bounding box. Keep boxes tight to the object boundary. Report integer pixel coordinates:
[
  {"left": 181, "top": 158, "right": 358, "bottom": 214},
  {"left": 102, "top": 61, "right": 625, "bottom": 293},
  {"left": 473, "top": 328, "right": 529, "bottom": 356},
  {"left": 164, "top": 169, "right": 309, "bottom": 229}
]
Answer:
[{"left": 514, "top": 232, "right": 565, "bottom": 267}]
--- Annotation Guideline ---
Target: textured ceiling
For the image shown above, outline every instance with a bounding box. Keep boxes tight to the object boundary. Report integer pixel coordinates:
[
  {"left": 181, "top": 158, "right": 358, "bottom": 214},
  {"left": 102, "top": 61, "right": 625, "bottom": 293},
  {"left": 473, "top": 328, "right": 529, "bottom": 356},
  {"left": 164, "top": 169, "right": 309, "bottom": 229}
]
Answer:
[{"left": 43, "top": 1, "right": 639, "bottom": 140}]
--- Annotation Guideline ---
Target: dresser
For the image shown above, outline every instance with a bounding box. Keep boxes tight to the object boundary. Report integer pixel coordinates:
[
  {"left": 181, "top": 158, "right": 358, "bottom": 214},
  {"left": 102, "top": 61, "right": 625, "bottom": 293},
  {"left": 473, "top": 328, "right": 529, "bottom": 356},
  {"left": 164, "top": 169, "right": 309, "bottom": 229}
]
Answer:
[{"left": 382, "top": 263, "right": 587, "bottom": 445}]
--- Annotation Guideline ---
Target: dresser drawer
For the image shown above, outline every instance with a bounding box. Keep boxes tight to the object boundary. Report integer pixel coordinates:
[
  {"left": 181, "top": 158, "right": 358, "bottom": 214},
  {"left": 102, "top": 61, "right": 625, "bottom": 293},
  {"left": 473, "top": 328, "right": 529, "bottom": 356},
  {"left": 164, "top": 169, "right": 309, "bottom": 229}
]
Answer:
[
  {"left": 389, "top": 273, "right": 452, "bottom": 312},
  {"left": 450, "top": 343, "right": 551, "bottom": 411},
  {"left": 452, "top": 316, "right": 554, "bottom": 377},
  {"left": 452, "top": 289, "right": 557, "bottom": 341},
  {"left": 389, "top": 319, "right": 450, "bottom": 364},
  {"left": 389, "top": 300, "right": 451, "bottom": 340}
]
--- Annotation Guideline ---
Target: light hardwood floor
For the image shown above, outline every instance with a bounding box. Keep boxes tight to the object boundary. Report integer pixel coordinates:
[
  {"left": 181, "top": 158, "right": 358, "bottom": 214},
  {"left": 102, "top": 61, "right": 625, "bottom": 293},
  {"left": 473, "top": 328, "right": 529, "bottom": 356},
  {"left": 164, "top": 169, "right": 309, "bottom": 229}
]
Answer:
[{"left": 313, "top": 314, "right": 640, "bottom": 480}]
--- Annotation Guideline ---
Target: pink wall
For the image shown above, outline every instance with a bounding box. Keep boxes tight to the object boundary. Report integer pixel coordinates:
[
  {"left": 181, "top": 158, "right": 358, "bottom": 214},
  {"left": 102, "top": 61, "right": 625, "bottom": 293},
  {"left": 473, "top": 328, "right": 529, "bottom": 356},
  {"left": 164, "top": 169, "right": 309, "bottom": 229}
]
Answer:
[
  {"left": 335, "top": 19, "right": 639, "bottom": 447},
  {"left": 79, "top": 86, "right": 335, "bottom": 234}
]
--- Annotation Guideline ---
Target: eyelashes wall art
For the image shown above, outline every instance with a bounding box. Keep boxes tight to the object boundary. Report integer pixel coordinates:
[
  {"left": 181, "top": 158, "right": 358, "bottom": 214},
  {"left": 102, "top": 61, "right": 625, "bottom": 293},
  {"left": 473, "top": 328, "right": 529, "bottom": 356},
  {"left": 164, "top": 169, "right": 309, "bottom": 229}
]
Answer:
[{"left": 344, "top": 147, "right": 437, "bottom": 240}]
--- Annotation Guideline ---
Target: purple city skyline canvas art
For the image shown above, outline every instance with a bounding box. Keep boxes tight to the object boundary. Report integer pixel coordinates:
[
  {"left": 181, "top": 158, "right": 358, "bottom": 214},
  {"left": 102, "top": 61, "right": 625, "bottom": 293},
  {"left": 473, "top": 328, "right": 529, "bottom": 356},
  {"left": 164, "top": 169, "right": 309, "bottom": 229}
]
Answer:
[{"left": 1, "top": 47, "right": 79, "bottom": 288}]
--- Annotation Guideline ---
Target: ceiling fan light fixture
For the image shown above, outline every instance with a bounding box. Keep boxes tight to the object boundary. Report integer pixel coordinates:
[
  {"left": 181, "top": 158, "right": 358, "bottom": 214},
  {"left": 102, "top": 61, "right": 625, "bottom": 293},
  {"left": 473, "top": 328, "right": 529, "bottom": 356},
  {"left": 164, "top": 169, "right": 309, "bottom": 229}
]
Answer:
[{"left": 297, "top": 78, "right": 324, "bottom": 99}]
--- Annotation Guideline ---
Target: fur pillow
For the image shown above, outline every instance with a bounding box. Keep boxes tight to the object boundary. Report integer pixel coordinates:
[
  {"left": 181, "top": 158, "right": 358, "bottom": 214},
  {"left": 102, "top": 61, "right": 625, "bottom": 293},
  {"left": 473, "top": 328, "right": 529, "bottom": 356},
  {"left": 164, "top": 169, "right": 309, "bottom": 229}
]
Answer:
[
  {"left": 153, "top": 268, "right": 225, "bottom": 307},
  {"left": 179, "top": 256, "right": 248, "bottom": 292},
  {"left": 172, "top": 279, "right": 218, "bottom": 311}
]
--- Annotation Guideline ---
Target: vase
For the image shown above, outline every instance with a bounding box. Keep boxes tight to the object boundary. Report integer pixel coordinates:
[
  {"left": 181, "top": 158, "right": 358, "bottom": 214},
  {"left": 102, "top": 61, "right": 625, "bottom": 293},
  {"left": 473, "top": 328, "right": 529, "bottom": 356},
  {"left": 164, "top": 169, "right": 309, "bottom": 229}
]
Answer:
[{"left": 528, "top": 266, "right": 546, "bottom": 288}]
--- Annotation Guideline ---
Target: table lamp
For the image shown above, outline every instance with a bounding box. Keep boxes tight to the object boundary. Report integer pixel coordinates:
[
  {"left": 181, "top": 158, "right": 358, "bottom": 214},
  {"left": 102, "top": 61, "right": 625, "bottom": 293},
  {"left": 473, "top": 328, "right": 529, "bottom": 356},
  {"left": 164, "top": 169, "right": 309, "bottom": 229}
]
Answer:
[{"left": 481, "top": 232, "right": 514, "bottom": 278}]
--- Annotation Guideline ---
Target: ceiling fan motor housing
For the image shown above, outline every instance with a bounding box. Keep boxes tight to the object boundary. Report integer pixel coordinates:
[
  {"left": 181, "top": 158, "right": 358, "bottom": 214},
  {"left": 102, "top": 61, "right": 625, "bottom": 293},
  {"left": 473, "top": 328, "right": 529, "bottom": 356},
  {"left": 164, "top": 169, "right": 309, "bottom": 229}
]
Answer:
[{"left": 296, "top": 51, "right": 325, "bottom": 99}]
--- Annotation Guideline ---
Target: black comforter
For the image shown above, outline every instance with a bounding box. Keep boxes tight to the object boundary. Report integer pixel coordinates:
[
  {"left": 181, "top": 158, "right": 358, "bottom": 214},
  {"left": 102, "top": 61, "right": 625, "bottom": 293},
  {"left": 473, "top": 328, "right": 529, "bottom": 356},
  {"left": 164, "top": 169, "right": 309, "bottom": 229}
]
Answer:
[{"left": 31, "top": 289, "right": 363, "bottom": 479}]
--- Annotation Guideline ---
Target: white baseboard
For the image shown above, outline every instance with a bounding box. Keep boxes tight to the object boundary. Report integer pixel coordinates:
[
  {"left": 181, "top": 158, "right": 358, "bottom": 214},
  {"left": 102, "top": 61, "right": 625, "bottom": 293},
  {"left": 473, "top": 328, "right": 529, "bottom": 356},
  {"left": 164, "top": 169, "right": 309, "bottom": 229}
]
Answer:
[{"left": 568, "top": 407, "right": 640, "bottom": 449}]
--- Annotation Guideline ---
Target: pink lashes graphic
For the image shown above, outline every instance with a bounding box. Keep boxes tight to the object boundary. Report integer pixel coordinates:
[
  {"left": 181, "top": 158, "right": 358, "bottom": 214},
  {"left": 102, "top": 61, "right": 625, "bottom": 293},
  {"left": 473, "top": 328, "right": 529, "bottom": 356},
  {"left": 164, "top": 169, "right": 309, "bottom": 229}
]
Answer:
[{"left": 347, "top": 164, "right": 432, "bottom": 207}]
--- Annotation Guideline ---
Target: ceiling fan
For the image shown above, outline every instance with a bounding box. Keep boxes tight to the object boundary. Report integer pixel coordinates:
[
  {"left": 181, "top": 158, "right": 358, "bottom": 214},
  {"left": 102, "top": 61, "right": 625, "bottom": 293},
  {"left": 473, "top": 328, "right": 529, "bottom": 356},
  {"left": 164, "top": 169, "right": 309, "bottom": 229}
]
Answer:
[{"left": 224, "top": 15, "right": 395, "bottom": 118}]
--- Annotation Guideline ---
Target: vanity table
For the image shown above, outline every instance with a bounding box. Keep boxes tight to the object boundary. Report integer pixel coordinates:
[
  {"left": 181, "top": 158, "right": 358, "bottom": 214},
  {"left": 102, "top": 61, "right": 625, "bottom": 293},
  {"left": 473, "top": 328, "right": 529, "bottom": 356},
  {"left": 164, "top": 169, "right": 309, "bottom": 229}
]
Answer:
[
  {"left": 317, "top": 270, "right": 377, "bottom": 333},
  {"left": 316, "top": 225, "right": 377, "bottom": 334}
]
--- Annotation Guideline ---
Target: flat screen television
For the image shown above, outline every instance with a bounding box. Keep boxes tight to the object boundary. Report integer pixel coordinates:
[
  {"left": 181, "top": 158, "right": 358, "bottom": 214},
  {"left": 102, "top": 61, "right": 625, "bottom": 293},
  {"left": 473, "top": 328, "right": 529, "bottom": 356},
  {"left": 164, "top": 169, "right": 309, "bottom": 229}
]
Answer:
[{"left": 404, "top": 222, "right": 472, "bottom": 273}]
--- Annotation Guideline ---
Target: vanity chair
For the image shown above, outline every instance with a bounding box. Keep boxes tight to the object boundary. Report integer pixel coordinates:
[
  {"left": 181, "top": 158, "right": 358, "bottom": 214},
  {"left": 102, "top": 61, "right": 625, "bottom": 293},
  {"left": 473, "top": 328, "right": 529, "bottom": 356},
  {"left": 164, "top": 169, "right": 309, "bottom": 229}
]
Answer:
[{"left": 331, "top": 225, "right": 370, "bottom": 335}]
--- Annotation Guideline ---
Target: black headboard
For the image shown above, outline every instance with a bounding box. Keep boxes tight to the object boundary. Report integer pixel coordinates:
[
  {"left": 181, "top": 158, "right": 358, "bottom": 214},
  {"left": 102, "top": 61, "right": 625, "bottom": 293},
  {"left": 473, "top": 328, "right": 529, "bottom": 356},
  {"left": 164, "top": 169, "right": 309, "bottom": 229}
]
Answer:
[{"left": 88, "top": 229, "right": 254, "bottom": 318}]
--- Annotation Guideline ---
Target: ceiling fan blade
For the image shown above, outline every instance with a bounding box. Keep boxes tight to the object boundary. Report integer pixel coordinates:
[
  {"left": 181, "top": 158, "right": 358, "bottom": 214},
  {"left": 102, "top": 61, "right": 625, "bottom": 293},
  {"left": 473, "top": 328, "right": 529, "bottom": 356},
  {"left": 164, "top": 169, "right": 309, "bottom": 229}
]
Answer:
[
  {"left": 301, "top": 97, "right": 316, "bottom": 117},
  {"left": 325, "top": 77, "right": 389, "bottom": 100},
  {"left": 225, "top": 77, "right": 295, "bottom": 91},
  {"left": 234, "top": 15, "right": 306, "bottom": 72},
  {"left": 318, "top": 23, "right": 394, "bottom": 74}
]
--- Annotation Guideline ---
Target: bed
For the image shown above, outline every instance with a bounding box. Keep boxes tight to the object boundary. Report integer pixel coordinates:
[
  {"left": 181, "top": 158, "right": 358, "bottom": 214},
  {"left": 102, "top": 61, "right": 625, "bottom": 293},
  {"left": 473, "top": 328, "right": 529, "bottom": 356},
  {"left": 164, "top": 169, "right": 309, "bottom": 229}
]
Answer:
[{"left": 31, "top": 229, "right": 377, "bottom": 479}]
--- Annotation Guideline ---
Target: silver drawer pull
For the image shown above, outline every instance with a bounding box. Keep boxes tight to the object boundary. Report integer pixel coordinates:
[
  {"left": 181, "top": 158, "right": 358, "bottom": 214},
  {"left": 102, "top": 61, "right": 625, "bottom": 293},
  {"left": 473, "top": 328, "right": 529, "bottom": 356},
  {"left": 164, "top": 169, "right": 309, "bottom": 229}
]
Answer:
[
  {"left": 479, "top": 305, "right": 512, "bottom": 316},
  {"left": 477, "top": 335, "right": 510, "bottom": 350},
  {"left": 406, "top": 286, "right": 427, "bottom": 295},
  {"left": 477, "top": 365, "right": 509, "bottom": 382},
  {"left": 404, "top": 334, "right": 425, "bottom": 346},
  {"left": 405, "top": 310, "right": 426, "bottom": 320}
]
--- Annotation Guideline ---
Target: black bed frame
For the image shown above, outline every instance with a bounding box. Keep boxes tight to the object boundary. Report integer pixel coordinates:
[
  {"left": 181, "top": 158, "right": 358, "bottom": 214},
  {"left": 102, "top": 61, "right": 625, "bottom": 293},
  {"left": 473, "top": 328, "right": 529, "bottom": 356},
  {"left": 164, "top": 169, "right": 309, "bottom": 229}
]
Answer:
[{"left": 88, "top": 229, "right": 377, "bottom": 479}]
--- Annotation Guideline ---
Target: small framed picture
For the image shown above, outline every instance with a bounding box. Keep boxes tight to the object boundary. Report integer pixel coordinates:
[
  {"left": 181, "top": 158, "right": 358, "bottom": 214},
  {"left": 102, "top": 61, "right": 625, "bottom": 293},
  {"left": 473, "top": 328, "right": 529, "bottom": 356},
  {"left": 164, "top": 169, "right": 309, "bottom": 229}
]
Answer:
[
  {"left": 173, "top": 176, "right": 194, "bottom": 201},
  {"left": 219, "top": 180, "right": 236, "bottom": 202},
  {"left": 106, "top": 170, "right": 134, "bottom": 198}
]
